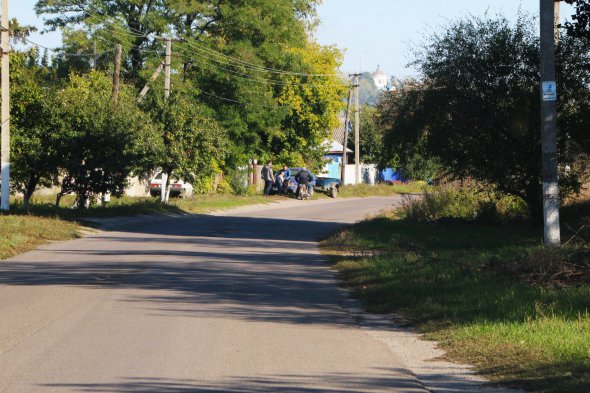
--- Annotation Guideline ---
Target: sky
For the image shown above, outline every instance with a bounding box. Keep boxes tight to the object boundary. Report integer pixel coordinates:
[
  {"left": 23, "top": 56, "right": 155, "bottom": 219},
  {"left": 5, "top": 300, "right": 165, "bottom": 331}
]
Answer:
[
  {"left": 12, "top": 0, "right": 576, "bottom": 78},
  {"left": 315, "top": 0, "right": 576, "bottom": 77}
]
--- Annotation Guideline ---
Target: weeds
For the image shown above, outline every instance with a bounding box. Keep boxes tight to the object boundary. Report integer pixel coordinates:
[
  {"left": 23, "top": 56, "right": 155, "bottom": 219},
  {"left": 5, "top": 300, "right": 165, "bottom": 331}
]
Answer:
[{"left": 322, "top": 185, "right": 590, "bottom": 392}]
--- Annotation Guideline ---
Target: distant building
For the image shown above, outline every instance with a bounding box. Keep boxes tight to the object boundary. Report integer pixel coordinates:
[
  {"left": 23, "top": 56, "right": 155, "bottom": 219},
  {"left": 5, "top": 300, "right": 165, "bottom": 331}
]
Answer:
[{"left": 372, "top": 66, "right": 388, "bottom": 90}]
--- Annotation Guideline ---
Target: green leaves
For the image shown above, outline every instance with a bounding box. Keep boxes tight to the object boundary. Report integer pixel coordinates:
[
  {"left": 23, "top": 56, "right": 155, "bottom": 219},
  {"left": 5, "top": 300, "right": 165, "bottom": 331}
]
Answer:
[{"left": 379, "top": 13, "right": 590, "bottom": 213}]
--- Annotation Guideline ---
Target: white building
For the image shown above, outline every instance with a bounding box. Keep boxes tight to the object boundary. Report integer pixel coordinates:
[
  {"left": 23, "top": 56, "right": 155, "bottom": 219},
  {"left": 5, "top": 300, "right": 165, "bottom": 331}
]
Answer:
[{"left": 372, "top": 66, "right": 388, "bottom": 90}]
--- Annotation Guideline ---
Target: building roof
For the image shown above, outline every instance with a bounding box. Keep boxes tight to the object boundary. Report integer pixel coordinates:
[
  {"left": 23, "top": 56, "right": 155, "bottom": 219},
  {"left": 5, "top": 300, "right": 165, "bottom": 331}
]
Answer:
[
  {"left": 328, "top": 116, "right": 353, "bottom": 154},
  {"left": 328, "top": 140, "right": 353, "bottom": 154}
]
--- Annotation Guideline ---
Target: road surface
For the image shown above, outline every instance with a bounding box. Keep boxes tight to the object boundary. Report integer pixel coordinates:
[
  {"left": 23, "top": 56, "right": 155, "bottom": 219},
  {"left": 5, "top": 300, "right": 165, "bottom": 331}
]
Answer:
[{"left": 0, "top": 196, "right": 433, "bottom": 393}]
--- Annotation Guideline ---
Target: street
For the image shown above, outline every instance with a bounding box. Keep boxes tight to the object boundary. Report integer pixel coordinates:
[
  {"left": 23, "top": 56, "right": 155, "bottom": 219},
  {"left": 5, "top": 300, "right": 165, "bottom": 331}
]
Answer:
[{"left": 0, "top": 196, "right": 434, "bottom": 393}]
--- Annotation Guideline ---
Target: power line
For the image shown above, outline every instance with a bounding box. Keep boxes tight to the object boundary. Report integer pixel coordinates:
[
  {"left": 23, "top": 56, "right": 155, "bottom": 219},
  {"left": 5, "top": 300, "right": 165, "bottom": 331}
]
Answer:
[
  {"left": 22, "top": 37, "right": 112, "bottom": 58},
  {"left": 81, "top": 7, "right": 340, "bottom": 78}
]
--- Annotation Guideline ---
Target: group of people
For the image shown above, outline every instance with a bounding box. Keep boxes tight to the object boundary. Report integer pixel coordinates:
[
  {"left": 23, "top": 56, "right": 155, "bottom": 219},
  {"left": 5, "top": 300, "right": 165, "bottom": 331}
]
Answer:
[{"left": 261, "top": 161, "right": 312, "bottom": 197}]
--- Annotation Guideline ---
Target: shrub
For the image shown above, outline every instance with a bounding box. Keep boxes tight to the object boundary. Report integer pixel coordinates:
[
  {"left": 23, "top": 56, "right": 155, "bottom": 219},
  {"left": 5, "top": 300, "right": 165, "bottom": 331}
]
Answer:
[{"left": 400, "top": 185, "right": 529, "bottom": 223}]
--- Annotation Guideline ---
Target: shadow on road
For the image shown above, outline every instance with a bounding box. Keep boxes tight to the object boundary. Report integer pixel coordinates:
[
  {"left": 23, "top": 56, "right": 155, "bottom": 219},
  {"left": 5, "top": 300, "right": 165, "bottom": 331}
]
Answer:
[
  {"left": 0, "top": 214, "right": 357, "bottom": 326},
  {"left": 42, "top": 369, "right": 428, "bottom": 392}
]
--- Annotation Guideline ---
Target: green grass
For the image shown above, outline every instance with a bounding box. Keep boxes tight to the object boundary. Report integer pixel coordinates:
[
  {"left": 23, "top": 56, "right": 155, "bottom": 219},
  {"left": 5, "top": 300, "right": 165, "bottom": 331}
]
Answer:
[
  {"left": 336, "top": 182, "right": 428, "bottom": 198},
  {"left": 1, "top": 193, "right": 272, "bottom": 260},
  {"left": 10, "top": 193, "right": 271, "bottom": 220},
  {"left": 322, "top": 214, "right": 590, "bottom": 392},
  {"left": 0, "top": 215, "right": 80, "bottom": 260}
]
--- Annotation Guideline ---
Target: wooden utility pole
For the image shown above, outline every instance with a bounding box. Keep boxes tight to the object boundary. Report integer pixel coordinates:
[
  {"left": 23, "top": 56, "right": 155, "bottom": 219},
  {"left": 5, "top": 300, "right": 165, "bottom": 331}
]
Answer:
[
  {"left": 539, "top": 0, "right": 561, "bottom": 247},
  {"left": 341, "top": 80, "right": 353, "bottom": 185},
  {"left": 112, "top": 44, "right": 122, "bottom": 101},
  {"left": 1, "top": 0, "right": 10, "bottom": 211},
  {"left": 353, "top": 73, "right": 361, "bottom": 184}
]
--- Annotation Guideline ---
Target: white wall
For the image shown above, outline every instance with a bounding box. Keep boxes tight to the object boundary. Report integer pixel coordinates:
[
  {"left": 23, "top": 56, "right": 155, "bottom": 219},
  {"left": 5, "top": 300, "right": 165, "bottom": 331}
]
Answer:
[{"left": 342, "top": 164, "right": 378, "bottom": 185}]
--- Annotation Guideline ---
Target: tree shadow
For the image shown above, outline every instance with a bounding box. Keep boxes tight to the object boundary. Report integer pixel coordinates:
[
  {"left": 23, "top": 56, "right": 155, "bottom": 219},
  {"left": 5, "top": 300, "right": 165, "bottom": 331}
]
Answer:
[
  {"left": 42, "top": 370, "right": 428, "bottom": 392},
  {"left": 0, "top": 214, "right": 357, "bottom": 326}
]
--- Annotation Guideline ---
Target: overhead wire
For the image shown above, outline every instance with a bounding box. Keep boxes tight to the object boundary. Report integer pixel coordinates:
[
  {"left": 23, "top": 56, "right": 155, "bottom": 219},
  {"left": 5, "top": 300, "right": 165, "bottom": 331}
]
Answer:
[
  {"left": 81, "top": 7, "right": 341, "bottom": 78},
  {"left": 21, "top": 37, "right": 112, "bottom": 58}
]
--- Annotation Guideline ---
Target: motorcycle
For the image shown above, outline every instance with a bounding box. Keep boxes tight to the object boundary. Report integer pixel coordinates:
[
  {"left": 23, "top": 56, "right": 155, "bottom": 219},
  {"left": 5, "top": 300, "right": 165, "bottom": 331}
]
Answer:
[{"left": 298, "top": 183, "right": 311, "bottom": 200}]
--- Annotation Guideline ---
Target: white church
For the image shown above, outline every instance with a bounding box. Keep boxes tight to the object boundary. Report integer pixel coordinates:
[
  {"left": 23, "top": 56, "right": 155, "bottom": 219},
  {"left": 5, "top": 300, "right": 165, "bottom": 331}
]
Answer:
[{"left": 372, "top": 66, "right": 389, "bottom": 90}]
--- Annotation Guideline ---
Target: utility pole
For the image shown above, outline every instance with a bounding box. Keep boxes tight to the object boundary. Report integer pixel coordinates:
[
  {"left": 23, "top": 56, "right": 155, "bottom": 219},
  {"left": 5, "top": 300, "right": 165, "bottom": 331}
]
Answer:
[
  {"left": 539, "top": 0, "right": 561, "bottom": 247},
  {"left": 112, "top": 44, "right": 122, "bottom": 101},
  {"left": 352, "top": 73, "right": 361, "bottom": 185},
  {"left": 341, "top": 79, "right": 353, "bottom": 185},
  {"left": 137, "top": 61, "right": 164, "bottom": 102},
  {"left": 93, "top": 41, "right": 97, "bottom": 69},
  {"left": 1, "top": 0, "right": 10, "bottom": 211},
  {"left": 160, "top": 38, "right": 172, "bottom": 203},
  {"left": 164, "top": 38, "right": 171, "bottom": 101}
]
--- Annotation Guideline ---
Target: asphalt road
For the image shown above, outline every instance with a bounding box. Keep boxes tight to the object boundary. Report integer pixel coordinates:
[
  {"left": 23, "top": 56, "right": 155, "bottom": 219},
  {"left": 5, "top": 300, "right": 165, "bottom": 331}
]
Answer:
[{"left": 0, "top": 196, "right": 431, "bottom": 393}]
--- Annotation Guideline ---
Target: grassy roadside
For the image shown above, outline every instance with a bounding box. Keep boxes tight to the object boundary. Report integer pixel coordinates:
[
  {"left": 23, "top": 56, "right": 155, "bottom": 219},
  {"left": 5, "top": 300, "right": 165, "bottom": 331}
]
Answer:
[
  {"left": 0, "top": 215, "right": 80, "bottom": 260},
  {"left": 322, "top": 195, "right": 590, "bottom": 392},
  {"left": 1, "top": 194, "right": 273, "bottom": 260},
  {"left": 318, "top": 182, "right": 427, "bottom": 199}
]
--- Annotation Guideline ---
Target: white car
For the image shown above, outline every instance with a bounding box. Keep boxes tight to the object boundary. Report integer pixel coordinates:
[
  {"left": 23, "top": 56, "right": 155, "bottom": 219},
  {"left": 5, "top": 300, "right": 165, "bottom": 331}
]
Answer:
[{"left": 149, "top": 173, "right": 194, "bottom": 198}]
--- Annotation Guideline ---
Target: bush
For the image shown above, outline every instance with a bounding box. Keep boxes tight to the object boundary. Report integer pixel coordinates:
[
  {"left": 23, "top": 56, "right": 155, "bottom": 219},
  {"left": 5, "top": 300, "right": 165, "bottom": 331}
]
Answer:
[
  {"left": 400, "top": 185, "right": 529, "bottom": 223},
  {"left": 227, "top": 168, "right": 249, "bottom": 195}
]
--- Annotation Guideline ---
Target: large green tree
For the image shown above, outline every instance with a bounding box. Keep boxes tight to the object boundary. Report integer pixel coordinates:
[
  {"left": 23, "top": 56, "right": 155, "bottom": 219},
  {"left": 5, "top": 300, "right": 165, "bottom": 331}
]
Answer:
[
  {"left": 379, "top": 14, "right": 590, "bottom": 216},
  {"left": 35, "top": 0, "right": 344, "bottom": 174},
  {"left": 56, "top": 71, "right": 159, "bottom": 207},
  {"left": 10, "top": 52, "right": 62, "bottom": 208},
  {"left": 142, "top": 82, "right": 228, "bottom": 200}
]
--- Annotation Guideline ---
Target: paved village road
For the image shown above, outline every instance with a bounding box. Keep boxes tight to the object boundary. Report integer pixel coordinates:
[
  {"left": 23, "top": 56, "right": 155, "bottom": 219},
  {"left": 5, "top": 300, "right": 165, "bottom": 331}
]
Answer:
[{"left": 0, "top": 196, "right": 431, "bottom": 393}]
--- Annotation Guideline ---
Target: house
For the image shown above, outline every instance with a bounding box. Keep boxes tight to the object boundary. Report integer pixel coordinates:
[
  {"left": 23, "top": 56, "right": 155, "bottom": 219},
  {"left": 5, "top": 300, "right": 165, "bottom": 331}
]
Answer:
[{"left": 321, "top": 116, "right": 378, "bottom": 185}]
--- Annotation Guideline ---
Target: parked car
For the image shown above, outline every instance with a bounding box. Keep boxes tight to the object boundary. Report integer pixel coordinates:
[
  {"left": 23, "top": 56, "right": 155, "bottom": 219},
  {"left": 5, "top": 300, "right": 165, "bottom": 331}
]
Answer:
[
  {"left": 283, "top": 167, "right": 316, "bottom": 195},
  {"left": 149, "top": 172, "right": 194, "bottom": 198},
  {"left": 315, "top": 176, "right": 340, "bottom": 198}
]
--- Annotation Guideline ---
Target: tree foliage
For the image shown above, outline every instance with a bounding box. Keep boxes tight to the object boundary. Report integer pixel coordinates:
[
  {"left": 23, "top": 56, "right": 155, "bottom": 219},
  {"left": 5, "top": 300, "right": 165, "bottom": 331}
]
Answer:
[
  {"left": 10, "top": 52, "right": 61, "bottom": 208},
  {"left": 56, "top": 71, "right": 159, "bottom": 206},
  {"left": 378, "top": 14, "right": 590, "bottom": 215},
  {"left": 142, "top": 82, "right": 227, "bottom": 197}
]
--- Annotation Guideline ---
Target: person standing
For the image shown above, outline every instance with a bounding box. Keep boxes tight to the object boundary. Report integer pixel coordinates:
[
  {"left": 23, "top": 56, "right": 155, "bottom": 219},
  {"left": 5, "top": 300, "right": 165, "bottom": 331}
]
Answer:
[
  {"left": 277, "top": 165, "right": 291, "bottom": 195},
  {"left": 261, "top": 161, "right": 275, "bottom": 196}
]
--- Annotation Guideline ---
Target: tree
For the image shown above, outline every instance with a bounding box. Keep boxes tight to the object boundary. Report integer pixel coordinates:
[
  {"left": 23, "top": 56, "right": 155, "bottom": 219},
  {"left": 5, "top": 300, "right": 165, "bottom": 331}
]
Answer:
[
  {"left": 10, "top": 52, "right": 62, "bottom": 208},
  {"left": 380, "top": 14, "right": 590, "bottom": 215},
  {"left": 276, "top": 43, "right": 345, "bottom": 171},
  {"left": 56, "top": 71, "right": 159, "bottom": 207},
  {"left": 142, "top": 82, "right": 228, "bottom": 201},
  {"left": 36, "top": 0, "right": 343, "bottom": 178},
  {"left": 563, "top": 0, "right": 590, "bottom": 40}
]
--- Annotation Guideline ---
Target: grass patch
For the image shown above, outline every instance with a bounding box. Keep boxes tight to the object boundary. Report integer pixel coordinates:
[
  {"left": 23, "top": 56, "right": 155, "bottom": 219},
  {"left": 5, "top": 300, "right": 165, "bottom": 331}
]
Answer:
[
  {"left": 0, "top": 215, "right": 80, "bottom": 260},
  {"left": 2, "top": 193, "right": 271, "bottom": 260},
  {"left": 337, "top": 182, "right": 427, "bottom": 198},
  {"left": 322, "top": 189, "right": 590, "bottom": 392},
  {"left": 10, "top": 193, "right": 271, "bottom": 220}
]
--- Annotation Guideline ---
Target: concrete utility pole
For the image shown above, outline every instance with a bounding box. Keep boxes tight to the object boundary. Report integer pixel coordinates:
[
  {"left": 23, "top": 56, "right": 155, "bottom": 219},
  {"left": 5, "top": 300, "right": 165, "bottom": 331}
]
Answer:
[
  {"left": 137, "top": 61, "right": 164, "bottom": 102},
  {"left": 93, "top": 41, "right": 97, "bottom": 69},
  {"left": 341, "top": 79, "right": 353, "bottom": 185},
  {"left": 1, "top": 0, "right": 10, "bottom": 211},
  {"left": 164, "top": 38, "right": 171, "bottom": 102},
  {"left": 112, "top": 44, "right": 122, "bottom": 101},
  {"left": 352, "top": 73, "right": 361, "bottom": 184},
  {"left": 160, "top": 38, "right": 172, "bottom": 203},
  {"left": 539, "top": 0, "right": 561, "bottom": 247}
]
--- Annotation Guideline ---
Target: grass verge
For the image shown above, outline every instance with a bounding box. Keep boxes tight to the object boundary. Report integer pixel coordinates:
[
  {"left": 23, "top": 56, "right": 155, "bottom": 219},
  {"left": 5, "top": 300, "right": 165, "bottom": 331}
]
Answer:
[
  {"left": 0, "top": 215, "right": 80, "bottom": 260},
  {"left": 1, "top": 194, "right": 272, "bottom": 260},
  {"left": 322, "top": 201, "right": 590, "bottom": 392},
  {"left": 333, "top": 182, "right": 428, "bottom": 198}
]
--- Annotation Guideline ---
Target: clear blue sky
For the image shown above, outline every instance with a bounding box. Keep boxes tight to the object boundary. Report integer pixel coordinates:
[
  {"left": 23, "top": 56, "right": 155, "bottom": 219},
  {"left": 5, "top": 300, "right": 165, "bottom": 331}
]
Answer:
[
  {"left": 315, "top": 0, "right": 575, "bottom": 77},
  {"left": 12, "top": 0, "right": 576, "bottom": 78}
]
